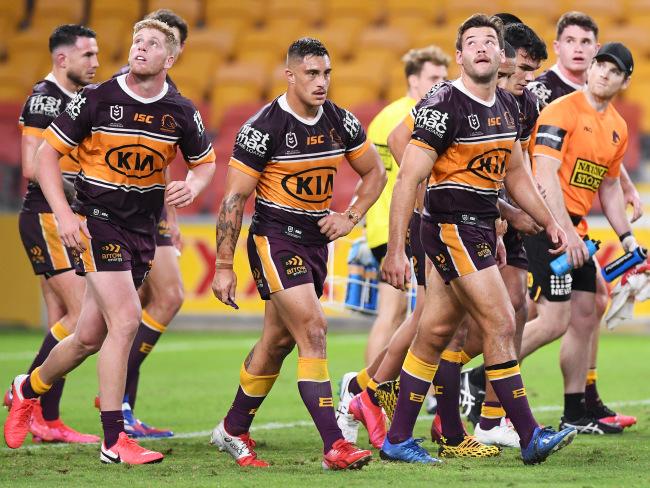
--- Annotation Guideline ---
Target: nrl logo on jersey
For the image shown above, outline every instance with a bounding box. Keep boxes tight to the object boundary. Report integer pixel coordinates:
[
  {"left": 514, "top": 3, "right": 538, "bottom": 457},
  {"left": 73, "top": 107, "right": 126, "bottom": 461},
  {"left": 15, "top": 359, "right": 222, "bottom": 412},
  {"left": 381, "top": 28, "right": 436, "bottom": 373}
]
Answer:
[
  {"left": 65, "top": 93, "right": 86, "bottom": 120},
  {"left": 110, "top": 105, "right": 123, "bottom": 122},
  {"left": 286, "top": 132, "right": 298, "bottom": 149},
  {"left": 467, "top": 114, "right": 480, "bottom": 131}
]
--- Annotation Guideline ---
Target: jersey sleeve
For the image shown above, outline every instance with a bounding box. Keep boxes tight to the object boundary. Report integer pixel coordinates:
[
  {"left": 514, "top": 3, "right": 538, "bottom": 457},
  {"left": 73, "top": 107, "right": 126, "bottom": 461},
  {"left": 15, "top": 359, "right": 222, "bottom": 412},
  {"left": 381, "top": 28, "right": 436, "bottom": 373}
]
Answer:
[
  {"left": 19, "top": 92, "right": 65, "bottom": 137},
  {"left": 179, "top": 107, "right": 215, "bottom": 168},
  {"left": 409, "top": 98, "right": 455, "bottom": 154},
  {"left": 228, "top": 120, "right": 273, "bottom": 179},
  {"left": 340, "top": 109, "right": 370, "bottom": 161},
  {"left": 519, "top": 93, "right": 540, "bottom": 152},
  {"left": 42, "top": 89, "right": 93, "bottom": 155},
  {"left": 532, "top": 101, "right": 574, "bottom": 162}
]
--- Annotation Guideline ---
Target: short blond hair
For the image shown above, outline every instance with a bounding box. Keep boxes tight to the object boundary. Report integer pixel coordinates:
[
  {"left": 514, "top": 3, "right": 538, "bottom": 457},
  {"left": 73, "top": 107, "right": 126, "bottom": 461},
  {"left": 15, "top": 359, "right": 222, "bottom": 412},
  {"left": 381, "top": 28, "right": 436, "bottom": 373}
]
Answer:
[
  {"left": 402, "top": 45, "right": 450, "bottom": 78},
  {"left": 133, "top": 19, "right": 179, "bottom": 55}
]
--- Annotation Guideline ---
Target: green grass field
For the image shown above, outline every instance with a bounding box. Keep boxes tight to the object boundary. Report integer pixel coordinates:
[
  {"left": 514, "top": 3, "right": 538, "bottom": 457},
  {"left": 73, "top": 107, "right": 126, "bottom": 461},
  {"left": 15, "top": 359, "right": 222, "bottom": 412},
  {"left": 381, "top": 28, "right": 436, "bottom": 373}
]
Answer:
[{"left": 0, "top": 329, "right": 649, "bottom": 487}]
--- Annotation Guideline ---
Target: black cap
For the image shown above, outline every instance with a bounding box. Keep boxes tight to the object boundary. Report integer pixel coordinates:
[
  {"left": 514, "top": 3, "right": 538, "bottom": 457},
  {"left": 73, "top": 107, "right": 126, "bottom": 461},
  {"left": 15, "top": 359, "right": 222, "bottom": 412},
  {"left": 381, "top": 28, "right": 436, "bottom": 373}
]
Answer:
[{"left": 594, "top": 42, "right": 634, "bottom": 76}]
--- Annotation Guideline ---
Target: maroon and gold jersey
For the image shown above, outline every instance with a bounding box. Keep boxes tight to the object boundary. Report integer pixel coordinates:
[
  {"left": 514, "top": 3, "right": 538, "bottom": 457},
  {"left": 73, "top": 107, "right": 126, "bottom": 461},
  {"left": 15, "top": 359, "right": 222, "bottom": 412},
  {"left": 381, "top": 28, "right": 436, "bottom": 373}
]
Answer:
[
  {"left": 527, "top": 64, "right": 582, "bottom": 108},
  {"left": 229, "top": 94, "right": 370, "bottom": 245},
  {"left": 517, "top": 88, "right": 540, "bottom": 154},
  {"left": 408, "top": 79, "right": 521, "bottom": 222},
  {"left": 19, "top": 74, "right": 80, "bottom": 213},
  {"left": 43, "top": 74, "right": 215, "bottom": 234}
]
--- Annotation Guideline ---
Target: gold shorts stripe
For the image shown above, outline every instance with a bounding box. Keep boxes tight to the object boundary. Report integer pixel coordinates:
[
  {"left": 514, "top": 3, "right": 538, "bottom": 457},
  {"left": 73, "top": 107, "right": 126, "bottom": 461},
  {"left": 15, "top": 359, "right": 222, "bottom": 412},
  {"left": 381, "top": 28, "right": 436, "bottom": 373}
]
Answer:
[
  {"left": 240, "top": 363, "right": 279, "bottom": 397},
  {"left": 30, "top": 367, "right": 52, "bottom": 395},
  {"left": 76, "top": 215, "right": 96, "bottom": 272},
  {"left": 486, "top": 364, "right": 521, "bottom": 381},
  {"left": 297, "top": 357, "right": 329, "bottom": 382},
  {"left": 50, "top": 321, "right": 70, "bottom": 341},
  {"left": 356, "top": 368, "right": 371, "bottom": 390},
  {"left": 441, "top": 349, "right": 462, "bottom": 364},
  {"left": 142, "top": 309, "right": 167, "bottom": 333},
  {"left": 253, "top": 235, "right": 284, "bottom": 293},
  {"left": 39, "top": 213, "right": 71, "bottom": 270},
  {"left": 439, "top": 223, "right": 477, "bottom": 276},
  {"left": 403, "top": 349, "right": 438, "bottom": 382},
  {"left": 481, "top": 404, "right": 506, "bottom": 418},
  {"left": 460, "top": 350, "right": 473, "bottom": 365}
]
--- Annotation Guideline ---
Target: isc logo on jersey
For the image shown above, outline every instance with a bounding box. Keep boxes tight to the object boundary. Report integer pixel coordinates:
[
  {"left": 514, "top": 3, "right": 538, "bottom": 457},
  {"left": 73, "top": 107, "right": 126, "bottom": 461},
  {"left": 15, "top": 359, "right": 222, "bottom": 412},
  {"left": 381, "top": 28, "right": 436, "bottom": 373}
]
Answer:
[
  {"left": 415, "top": 108, "right": 449, "bottom": 138},
  {"left": 236, "top": 124, "right": 270, "bottom": 157}
]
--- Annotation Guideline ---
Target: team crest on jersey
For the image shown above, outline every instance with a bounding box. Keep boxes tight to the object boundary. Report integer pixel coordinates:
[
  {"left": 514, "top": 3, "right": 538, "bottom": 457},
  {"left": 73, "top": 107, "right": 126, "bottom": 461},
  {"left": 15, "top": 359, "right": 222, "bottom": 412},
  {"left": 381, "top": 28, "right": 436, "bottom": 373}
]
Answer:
[
  {"left": 110, "top": 105, "right": 123, "bottom": 122},
  {"left": 286, "top": 132, "right": 298, "bottom": 149},
  {"left": 503, "top": 111, "right": 516, "bottom": 129},
  {"left": 161, "top": 114, "right": 177, "bottom": 132},
  {"left": 468, "top": 114, "right": 480, "bottom": 130}
]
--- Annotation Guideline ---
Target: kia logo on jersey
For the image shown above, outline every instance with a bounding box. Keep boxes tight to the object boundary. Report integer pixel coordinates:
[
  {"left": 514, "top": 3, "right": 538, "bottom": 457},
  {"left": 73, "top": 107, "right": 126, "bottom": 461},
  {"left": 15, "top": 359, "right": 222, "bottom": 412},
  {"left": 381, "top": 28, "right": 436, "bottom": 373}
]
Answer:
[
  {"left": 466, "top": 148, "right": 510, "bottom": 182},
  {"left": 281, "top": 166, "right": 336, "bottom": 203}
]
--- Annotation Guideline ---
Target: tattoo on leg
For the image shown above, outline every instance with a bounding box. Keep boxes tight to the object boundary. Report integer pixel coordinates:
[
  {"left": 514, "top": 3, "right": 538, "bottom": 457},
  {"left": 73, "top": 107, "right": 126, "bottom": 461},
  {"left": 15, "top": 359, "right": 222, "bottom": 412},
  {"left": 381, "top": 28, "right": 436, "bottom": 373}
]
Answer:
[{"left": 244, "top": 346, "right": 255, "bottom": 369}]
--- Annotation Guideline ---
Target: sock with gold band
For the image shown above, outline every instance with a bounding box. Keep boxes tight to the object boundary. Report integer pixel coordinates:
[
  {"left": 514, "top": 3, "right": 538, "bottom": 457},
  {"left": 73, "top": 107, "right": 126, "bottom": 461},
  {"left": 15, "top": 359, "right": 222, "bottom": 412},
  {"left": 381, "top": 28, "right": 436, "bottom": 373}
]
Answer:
[
  {"left": 347, "top": 367, "right": 370, "bottom": 396},
  {"left": 224, "top": 363, "right": 279, "bottom": 436},
  {"left": 459, "top": 350, "right": 474, "bottom": 366},
  {"left": 479, "top": 401, "right": 506, "bottom": 430},
  {"left": 364, "top": 377, "right": 380, "bottom": 406},
  {"left": 584, "top": 368, "right": 603, "bottom": 410},
  {"left": 21, "top": 366, "right": 52, "bottom": 399},
  {"left": 485, "top": 360, "right": 537, "bottom": 448},
  {"left": 26, "top": 321, "right": 70, "bottom": 420},
  {"left": 297, "top": 357, "right": 341, "bottom": 453},
  {"left": 435, "top": 350, "right": 465, "bottom": 445},
  {"left": 387, "top": 350, "right": 438, "bottom": 444},
  {"left": 124, "top": 310, "right": 168, "bottom": 410}
]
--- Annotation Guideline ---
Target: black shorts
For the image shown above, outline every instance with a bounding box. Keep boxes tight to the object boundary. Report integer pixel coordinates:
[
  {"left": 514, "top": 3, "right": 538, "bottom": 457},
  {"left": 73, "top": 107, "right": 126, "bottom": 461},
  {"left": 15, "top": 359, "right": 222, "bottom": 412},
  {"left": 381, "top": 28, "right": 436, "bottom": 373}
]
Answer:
[
  {"left": 18, "top": 211, "right": 75, "bottom": 276},
  {"left": 155, "top": 207, "right": 173, "bottom": 247},
  {"left": 503, "top": 225, "right": 528, "bottom": 270},
  {"left": 72, "top": 215, "right": 155, "bottom": 289},
  {"left": 247, "top": 233, "right": 328, "bottom": 300},
  {"left": 523, "top": 232, "right": 596, "bottom": 302},
  {"left": 421, "top": 219, "right": 497, "bottom": 284}
]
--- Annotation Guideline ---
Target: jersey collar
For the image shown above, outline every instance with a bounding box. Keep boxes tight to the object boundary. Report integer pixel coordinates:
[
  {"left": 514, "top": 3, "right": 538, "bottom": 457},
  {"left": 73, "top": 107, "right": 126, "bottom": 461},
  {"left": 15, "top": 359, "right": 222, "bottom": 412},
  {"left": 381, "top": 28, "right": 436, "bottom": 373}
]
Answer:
[
  {"left": 452, "top": 78, "right": 496, "bottom": 107},
  {"left": 116, "top": 74, "right": 169, "bottom": 104},
  {"left": 278, "top": 93, "right": 323, "bottom": 126},
  {"left": 550, "top": 64, "right": 584, "bottom": 91},
  {"left": 45, "top": 73, "right": 77, "bottom": 98}
]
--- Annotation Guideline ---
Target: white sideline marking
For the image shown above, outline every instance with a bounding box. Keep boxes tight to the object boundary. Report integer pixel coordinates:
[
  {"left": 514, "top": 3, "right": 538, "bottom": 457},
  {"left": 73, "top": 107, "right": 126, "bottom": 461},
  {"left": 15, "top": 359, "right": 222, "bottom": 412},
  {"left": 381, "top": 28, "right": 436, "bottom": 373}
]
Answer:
[{"left": 2, "top": 398, "right": 649, "bottom": 453}]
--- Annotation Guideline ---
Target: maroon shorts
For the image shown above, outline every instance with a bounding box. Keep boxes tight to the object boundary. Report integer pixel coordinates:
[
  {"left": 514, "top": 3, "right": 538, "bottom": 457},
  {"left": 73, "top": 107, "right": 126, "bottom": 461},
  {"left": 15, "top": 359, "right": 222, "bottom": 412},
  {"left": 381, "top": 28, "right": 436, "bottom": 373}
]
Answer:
[
  {"left": 155, "top": 207, "right": 173, "bottom": 247},
  {"left": 18, "top": 211, "right": 75, "bottom": 277},
  {"left": 247, "top": 233, "right": 328, "bottom": 300},
  {"left": 409, "top": 212, "right": 427, "bottom": 287},
  {"left": 72, "top": 216, "right": 155, "bottom": 289},
  {"left": 421, "top": 219, "right": 497, "bottom": 284},
  {"left": 503, "top": 225, "right": 528, "bottom": 270}
]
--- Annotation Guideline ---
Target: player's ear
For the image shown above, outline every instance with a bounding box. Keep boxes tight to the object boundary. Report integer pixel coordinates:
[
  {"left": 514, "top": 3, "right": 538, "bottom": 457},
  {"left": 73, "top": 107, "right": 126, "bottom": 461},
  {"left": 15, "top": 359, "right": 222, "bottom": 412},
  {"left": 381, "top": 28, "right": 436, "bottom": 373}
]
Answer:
[
  {"left": 455, "top": 49, "right": 462, "bottom": 66},
  {"left": 621, "top": 75, "right": 631, "bottom": 91},
  {"left": 285, "top": 68, "right": 296, "bottom": 84},
  {"left": 164, "top": 54, "right": 175, "bottom": 70}
]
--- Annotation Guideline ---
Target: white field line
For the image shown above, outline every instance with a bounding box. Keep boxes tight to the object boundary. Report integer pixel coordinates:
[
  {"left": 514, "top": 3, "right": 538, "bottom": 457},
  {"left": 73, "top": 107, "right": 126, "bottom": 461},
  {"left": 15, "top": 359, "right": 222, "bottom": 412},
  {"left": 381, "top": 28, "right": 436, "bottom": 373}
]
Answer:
[{"left": 2, "top": 398, "right": 649, "bottom": 453}]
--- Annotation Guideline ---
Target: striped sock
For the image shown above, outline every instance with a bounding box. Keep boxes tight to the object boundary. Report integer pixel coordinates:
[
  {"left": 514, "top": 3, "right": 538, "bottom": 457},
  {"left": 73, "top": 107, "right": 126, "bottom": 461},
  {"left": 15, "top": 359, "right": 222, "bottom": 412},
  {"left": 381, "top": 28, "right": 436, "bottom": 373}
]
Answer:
[
  {"left": 365, "top": 377, "right": 380, "bottom": 406},
  {"left": 584, "top": 368, "right": 602, "bottom": 410},
  {"left": 479, "top": 401, "right": 506, "bottom": 430},
  {"left": 22, "top": 366, "right": 52, "bottom": 399},
  {"left": 435, "top": 350, "right": 464, "bottom": 444}
]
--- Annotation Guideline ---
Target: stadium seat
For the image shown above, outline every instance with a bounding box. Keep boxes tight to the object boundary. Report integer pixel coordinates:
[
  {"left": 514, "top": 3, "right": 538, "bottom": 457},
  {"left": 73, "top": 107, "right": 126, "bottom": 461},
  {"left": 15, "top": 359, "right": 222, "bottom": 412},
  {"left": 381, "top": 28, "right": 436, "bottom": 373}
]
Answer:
[
  {"left": 146, "top": 0, "right": 202, "bottom": 26},
  {"left": 386, "top": 64, "right": 408, "bottom": 103},
  {"left": 385, "top": 0, "right": 437, "bottom": 24},
  {"left": 305, "top": 26, "right": 358, "bottom": 62},
  {"left": 600, "top": 26, "right": 650, "bottom": 57},
  {"left": 500, "top": 1, "right": 562, "bottom": 25},
  {"left": 89, "top": 17, "right": 133, "bottom": 63},
  {"left": 204, "top": 0, "right": 264, "bottom": 31},
  {"left": 94, "top": 61, "right": 124, "bottom": 83},
  {"left": 32, "top": 0, "right": 84, "bottom": 25},
  {"left": 357, "top": 26, "right": 412, "bottom": 60},
  {"left": 267, "top": 64, "right": 288, "bottom": 100},
  {"left": 266, "top": 0, "right": 323, "bottom": 27},
  {"left": 0, "top": 67, "right": 31, "bottom": 103},
  {"left": 412, "top": 29, "right": 457, "bottom": 64},
  {"left": 209, "top": 62, "right": 267, "bottom": 127},
  {"left": 235, "top": 29, "right": 293, "bottom": 68},
  {"left": 329, "top": 63, "right": 384, "bottom": 109},
  {"left": 386, "top": 14, "right": 435, "bottom": 35},
  {"left": 89, "top": 0, "right": 143, "bottom": 25},
  {"left": 323, "top": 0, "right": 384, "bottom": 25}
]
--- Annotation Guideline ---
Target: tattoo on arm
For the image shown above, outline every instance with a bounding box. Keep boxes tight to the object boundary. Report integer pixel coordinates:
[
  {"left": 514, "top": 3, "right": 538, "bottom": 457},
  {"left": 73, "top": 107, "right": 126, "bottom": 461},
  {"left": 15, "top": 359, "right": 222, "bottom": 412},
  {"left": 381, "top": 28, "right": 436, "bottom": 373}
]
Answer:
[{"left": 216, "top": 193, "right": 245, "bottom": 257}]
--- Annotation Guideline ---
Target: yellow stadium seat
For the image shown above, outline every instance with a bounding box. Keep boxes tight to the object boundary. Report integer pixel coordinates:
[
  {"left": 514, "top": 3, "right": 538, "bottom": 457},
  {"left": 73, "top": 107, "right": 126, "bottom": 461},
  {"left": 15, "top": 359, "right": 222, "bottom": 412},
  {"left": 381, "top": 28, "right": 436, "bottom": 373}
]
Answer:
[
  {"left": 90, "top": 17, "right": 133, "bottom": 62},
  {"left": 267, "top": 64, "right": 288, "bottom": 100},
  {"left": 412, "top": 29, "right": 457, "bottom": 60},
  {"left": 386, "top": 14, "right": 435, "bottom": 36},
  {"left": 168, "top": 71, "right": 209, "bottom": 103},
  {"left": 146, "top": 0, "right": 202, "bottom": 26},
  {"left": 32, "top": 0, "right": 83, "bottom": 23},
  {"left": 329, "top": 81, "right": 382, "bottom": 110},
  {"left": 358, "top": 26, "right": 412, "bottom": 58},
  {"left": 500, "top": 1, "right": 562, "bottom": 24},
  {"left": 210, "top": 61, "right": 267, "bottom": 126},
  {"left": 0, "top": 67, "right": 32, "bottom": 102},
  {"left": 0, "top": 0, "right": 25, "bottom": 24},
  {"left": 600, "top": 26, "right": 650, "bottom": 57},
  {"left": 266, "top": 0, "right": 323, "bottom": 26},
  {"left": 305, "top": 26, "right": 358, "bottom": 62},
  {"left": 204, "top": 0, "right": 263, "bottom": 30},
  {"left": 442, "top": 0, "right": 505, "bottom": 27},
  {"left": 5, "top": 30, "right": 51, "bottom": 62},
  {"left": 89, "top": 0, "right": 143, "bottom": 24},
  {"left": 186, "top": 28, "right": 237, "bottom": 60},
  {"left": 385, "top": 0, "right": 437, "bottom": 23},
  {"left": 624, "top": 81, "right": 650, "bottom": 132},
  {"left": 235, "top": 30, "right": 291, "bottom": 69},
  {"left": 323, "top": 0, "right": 384, "bottom": 25},
  {"left": 329, "top": 61, "right": 385, "bottom": 106},
  {"left": 172, "top": 49, "right": 225, "bottom": 94},
  {"left": 94, "top": 61, "right": 124, "bottom": 84}
]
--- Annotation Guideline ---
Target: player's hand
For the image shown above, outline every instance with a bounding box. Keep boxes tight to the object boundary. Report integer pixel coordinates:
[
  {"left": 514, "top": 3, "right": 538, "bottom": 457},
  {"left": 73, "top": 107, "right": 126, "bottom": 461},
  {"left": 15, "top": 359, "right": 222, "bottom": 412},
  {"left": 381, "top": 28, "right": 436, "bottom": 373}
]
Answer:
[
  {"left": 563, "top": 228, "right": 588, "bottom": 268},
  {"left": 495, "top": 218, "right": 508, "bottom": 238},
  {"left": 496, "top": 235, "right": 507, "bottom": 268},
  {"left": 166, "top": 180, "right": 197, "bottom": 208},
  {"left": 621, "top": 234, "right": 639, "bottom": 253},
  {"left": 318, "top": 212, "right": 355, "bottom": 240},
  {"left": 507, "top": 207, "right": 543, "bottom": 236},
  {"left": 57, "top": 211, "right": 90, "bottom": 253},
  {"left": 544, "top": 221, "right": 568, "bottom": 256},
  {"left": 211, "top": 268, "right": 238, "bottom": 309},
  {"left": 381, "top": 249, "right": 411, "bottom": 290},
  {"left": 624, "top": 186, "right": 643, "bottom": 223}
]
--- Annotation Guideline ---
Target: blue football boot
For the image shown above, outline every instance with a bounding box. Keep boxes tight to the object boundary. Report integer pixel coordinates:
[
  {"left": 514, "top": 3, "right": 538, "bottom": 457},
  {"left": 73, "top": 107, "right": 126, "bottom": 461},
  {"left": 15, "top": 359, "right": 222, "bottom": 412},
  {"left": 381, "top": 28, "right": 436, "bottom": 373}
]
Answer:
[
  {"left": 521, "top": 426, "right": 577, "bottom": 465},
  {"left": 380, "top": 436, "right": 443, "bottom": 464}
]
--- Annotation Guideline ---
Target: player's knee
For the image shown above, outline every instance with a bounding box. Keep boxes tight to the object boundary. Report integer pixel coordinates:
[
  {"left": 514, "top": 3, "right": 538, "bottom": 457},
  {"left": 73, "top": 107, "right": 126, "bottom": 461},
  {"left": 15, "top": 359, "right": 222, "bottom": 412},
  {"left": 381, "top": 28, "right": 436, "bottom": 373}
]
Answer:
[
  {"left": 72, "top": 331, "right": 103, "bottom": 356},
  {"left": 152, "top": 283, "right": 184, "bottom": 317},
  {"left": 510, "top": 288, "right": 528, "bottom": 314},
  {"left": 595, "top": 291, "right": 608, "bottom": 318},
  {"left": 269, "top": 336, "right": 296, "bottom": 362},
  {"left": 301, "top": 317, "right": 328, "bottom": 354}
]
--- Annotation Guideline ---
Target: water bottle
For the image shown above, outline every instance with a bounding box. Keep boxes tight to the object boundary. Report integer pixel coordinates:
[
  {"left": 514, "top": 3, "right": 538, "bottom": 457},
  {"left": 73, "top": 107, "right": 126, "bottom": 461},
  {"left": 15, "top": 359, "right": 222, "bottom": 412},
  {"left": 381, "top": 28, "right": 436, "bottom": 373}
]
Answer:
[
  {"left": 550, "top": 239, "right": 601, "bottom": 276},
  {"left": 344, "top": 263, "right": 365, "bottom": 309},
  {"left": 363, "top": 264, "right": 379, "bottom": 312},
  {"left": 602, "top": 247, "right": 648, "bottom": 282}
]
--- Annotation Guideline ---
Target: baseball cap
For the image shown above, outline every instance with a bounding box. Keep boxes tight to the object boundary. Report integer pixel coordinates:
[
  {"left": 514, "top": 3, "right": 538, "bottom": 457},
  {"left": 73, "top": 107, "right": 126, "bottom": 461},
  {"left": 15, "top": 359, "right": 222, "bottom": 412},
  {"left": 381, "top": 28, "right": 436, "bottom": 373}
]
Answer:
[{"left": 594, "top": 42, "right": 634, "bottom": 76}]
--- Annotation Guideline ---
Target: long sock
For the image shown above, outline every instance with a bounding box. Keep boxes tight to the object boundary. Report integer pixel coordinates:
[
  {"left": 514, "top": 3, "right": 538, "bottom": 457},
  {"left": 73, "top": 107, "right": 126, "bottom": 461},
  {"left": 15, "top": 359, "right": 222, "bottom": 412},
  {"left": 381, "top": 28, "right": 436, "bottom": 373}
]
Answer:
[
  {"left": 27, "top": 322, "right": 69, "bottom": 420},
  {"left": 469, "top": 363, "right": 486, "bottom": 390},
  {"left": 22, "top": 366, "right": 52, "bottom": 399},
  {"left": 365, "top": 378, "right": 380, "bottom": 406},
  {"left": 479, "top": 401, "right": 505, "bottom": 430},
  {"left": 387, "top": 350, "right": 438, "bottom": 444},
  {"left": 100, "top": 410, "right": 124, "bottom": 449},
  {"left": 434, "top": 350, "right": 464, "bottom": 445},
  {"left": 347, "top": 367, "right": 370, "bottom": 396},
  {"left": 296, "top": 357, "right": 341, "bottom": 453},
  {"left": 223, "top": 363, "right": 278, "bottom": 436},
  {"left": 124, "top": 310, "right": 167, "bottom": 410},
  {"left": 486, "top": 361, "right": 537, "bottom": 448},
  {"left": 459, "top": 350, "right": 474, "bottom": 366},
  {"left": 564, "top": 393, "right": 586, "bottom": 420},
  {"left": 584, "top": 368, "right": 602, "bottom": 410}
]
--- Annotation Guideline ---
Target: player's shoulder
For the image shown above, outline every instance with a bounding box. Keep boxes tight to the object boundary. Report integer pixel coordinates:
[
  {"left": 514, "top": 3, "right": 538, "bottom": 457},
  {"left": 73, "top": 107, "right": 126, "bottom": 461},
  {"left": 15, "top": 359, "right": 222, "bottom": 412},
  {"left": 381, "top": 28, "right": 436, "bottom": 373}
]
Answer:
[
  {"left": 607, "top": 103, "right": 629, "bottom": 135},
  {"left": 495, "top": 86, "right": 519, "bottom": 108},
  {"left": 418, "top": 80, "right": 454, "bottom": 109}
]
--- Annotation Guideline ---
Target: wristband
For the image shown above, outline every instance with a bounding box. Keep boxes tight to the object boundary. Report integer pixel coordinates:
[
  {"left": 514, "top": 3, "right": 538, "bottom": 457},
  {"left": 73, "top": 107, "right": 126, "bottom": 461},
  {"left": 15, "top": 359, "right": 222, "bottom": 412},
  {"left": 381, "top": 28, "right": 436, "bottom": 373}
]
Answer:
[
  {"left": 618, "top": 231, "right": 632, "bottom": 242},
  {"left": 215, "top": 258, "right": 233, "bottom": 270},
  {"left": 345, "top": 207, "right": 361, "bottom": 225}
]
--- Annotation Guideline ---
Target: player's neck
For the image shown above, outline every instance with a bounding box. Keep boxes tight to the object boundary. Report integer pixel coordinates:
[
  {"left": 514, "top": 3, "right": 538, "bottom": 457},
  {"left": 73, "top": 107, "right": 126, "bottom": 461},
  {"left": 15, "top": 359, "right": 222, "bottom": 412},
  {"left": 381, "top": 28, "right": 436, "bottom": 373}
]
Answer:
[
  {"left": 460, "top": 73, "right": 497, "bottom": 102},
  {"left": 51, "top": 67, "right": 81, "bottom": 94},
  {"left": 557, "top": 63, "right": 586, "bottom": 86},
  {"left": 125, "top": 71, "right": 167, "bottom": 99},
  {"left": 285, "top": 91, "right": 320, "bottom": 119},
  {"left": 583, "top": 89, "right": 611, "bottom": 113}
]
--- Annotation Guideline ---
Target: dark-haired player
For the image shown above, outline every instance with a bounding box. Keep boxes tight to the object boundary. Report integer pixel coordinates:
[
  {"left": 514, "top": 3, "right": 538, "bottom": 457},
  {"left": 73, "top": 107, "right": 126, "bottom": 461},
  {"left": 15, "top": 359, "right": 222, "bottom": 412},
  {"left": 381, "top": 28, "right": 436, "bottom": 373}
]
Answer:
[
  {"left": 6, "top": 24, "right": 99, "bottom": 444},
  {"left": 379, "top": 14, "right": 576, "bottom": 465},
  {"left": 4, "top": 20, "right": 216, "bottom": 464},
  {"left": 210, "top": 37, "right": 386, "bottom": 469}
]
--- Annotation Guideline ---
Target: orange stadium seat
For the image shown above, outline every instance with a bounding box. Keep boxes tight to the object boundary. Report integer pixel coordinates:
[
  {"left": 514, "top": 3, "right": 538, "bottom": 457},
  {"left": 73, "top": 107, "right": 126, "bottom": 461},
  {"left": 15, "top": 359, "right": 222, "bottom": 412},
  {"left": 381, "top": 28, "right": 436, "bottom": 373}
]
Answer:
[
  {"left": 89, "top": 0, "right": 143, "bottom": 24},
  {"left": 622, "top": 0, "right": 650, "bottom": 27},
  {"left": 0, "top": 67, "right": 32, "bottom": 102},
  {"left": 146, "top": 0, "right": 202, "bottom": 26},
  {"left": 386, "top": 63, "right": 408, "bottom": 102},
  {"left": 204, "top": 0, "right": 264, "bottom": 31},
  {"left": 0, "top": 0, "right": 24, "bottom": 54},
  {"left": 600, "top": 25, "right": 650, "bottom": 58},
  {"left": 267, "top": 64, "right": 288, "bottom": 100},
  {"left": 209, "top": 61, "right": 267, "bottom": 127}
]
